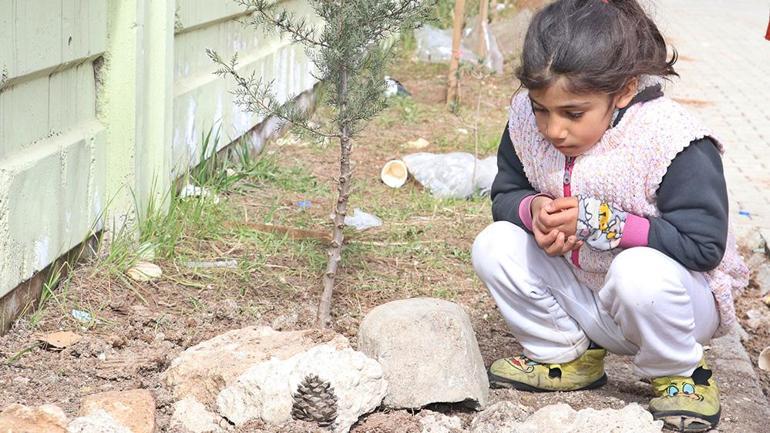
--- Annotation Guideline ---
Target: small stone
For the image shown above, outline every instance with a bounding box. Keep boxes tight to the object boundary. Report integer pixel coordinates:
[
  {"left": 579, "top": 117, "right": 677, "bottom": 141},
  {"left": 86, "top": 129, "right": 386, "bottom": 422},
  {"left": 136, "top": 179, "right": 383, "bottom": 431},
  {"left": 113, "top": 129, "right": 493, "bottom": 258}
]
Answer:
[
  {"left": 0, "top": 404, "right": 69, "bottom": 433},
  {"left": 67, "top": 409, "right": 132, "bottom": 433},
  {"left": 755, "top": 263, "right": 770, "bottom": 296},
  {"left": 170, "top": 398, "right": 223, "bottom": 433},
  {"left": 734, "top": 225, "right": 766, "bottom": 252},
  {"left": 745, "top": 308, "right": 770, "bottom": 330},
  {"left": 127, "top": 262, "right": 163, "bottom": 282},
  {"left": 477, "top": 403, "right": 664, "bottom": 433},
  {"left": 79, "top": 389, "right": 155, "bottom": 433},
  {"left": 470, "top": 401, "right": 534, "bottom": 433},
  {"left": 12, "top": 376, "right": 31, "bottom": 385},
  {"left": 419, "top": 411, "right": 463, "bottom": 433},
  {"left": 405, "top": 138, "right": 430, "bottom": 149}
]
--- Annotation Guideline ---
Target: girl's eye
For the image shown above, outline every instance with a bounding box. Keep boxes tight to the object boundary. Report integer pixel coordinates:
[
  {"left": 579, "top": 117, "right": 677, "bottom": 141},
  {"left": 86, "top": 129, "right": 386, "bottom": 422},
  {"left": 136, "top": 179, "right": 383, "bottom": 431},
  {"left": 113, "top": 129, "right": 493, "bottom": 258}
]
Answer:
[
  {"left": 567, "top": 112, "right": 584, "bottom": 119},
  {"left": 531, "top": 105, "right": 547, "bottom": 113}
]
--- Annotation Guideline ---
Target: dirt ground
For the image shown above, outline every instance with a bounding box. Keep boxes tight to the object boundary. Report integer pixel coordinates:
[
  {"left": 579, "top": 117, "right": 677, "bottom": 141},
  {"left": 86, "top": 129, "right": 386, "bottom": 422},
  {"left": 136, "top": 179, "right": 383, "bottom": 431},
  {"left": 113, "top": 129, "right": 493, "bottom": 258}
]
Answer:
[{"left": 1, "top": 9, "right": 769, "bottom": 433}]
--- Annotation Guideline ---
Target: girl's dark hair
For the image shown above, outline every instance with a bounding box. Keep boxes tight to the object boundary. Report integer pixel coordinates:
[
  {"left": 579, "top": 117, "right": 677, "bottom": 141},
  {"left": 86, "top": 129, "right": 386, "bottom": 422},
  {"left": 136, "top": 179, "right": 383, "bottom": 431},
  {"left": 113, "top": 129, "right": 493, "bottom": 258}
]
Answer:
[{"left": 516, "top": 0, "right": 678, "bottom": 95}]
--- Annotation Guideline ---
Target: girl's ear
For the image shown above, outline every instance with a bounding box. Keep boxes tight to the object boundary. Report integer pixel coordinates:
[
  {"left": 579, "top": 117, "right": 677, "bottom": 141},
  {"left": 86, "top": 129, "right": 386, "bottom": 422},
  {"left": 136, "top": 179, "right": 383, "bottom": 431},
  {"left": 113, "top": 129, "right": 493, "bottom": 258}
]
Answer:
[{"left": 614, "top": 77, "right": 639, "bottom": 109}]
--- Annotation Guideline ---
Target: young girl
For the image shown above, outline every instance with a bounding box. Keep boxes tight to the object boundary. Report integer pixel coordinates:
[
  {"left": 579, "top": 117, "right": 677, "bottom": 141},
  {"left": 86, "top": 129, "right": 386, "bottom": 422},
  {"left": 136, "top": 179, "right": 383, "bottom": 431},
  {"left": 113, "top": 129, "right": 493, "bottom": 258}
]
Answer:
[{"left": 471, "top": 0, "right": 749, "bottom": 431}]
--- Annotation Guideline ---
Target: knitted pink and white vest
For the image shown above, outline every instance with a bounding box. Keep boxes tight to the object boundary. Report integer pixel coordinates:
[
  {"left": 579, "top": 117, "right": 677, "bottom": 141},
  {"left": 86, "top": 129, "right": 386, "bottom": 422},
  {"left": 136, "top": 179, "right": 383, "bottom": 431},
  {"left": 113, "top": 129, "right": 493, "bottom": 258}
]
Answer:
[{"left": 508, "top": 91, "right": 749, "bottom": 336}]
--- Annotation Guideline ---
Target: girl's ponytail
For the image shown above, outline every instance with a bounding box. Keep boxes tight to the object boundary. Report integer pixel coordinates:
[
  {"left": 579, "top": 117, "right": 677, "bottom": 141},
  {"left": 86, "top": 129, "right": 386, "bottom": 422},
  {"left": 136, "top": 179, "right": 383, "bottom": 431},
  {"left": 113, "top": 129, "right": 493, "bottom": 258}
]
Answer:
[{"left": 606, "top": 0, "right": 678, "bottom": 77}]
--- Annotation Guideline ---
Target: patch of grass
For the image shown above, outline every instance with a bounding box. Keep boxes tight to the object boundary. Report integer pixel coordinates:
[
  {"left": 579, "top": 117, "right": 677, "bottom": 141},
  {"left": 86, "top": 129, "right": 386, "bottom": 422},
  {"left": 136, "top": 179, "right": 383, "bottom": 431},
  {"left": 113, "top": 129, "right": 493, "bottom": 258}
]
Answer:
[
  {"left": 190, "top": 126, "right": 247, "bottom": 192},
  {"left": 239, "top": 153, "right": 328, "bottom": 196},
  {"left": 391, "top": 96, "right": 420, "bottom": 123},
  {"left": 26, "top": 263, "right": 72, "bottom": 328}
]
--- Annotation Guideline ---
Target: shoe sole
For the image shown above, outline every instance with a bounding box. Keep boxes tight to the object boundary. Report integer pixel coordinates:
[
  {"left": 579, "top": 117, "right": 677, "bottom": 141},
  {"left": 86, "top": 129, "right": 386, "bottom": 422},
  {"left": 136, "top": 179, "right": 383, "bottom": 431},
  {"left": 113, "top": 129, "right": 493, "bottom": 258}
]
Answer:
[
  {"left": 487, "top": 371, "right": 608, "bottom": 392},
  {"left": 652, "top": 410, "right": 720, "bottom": 433}
]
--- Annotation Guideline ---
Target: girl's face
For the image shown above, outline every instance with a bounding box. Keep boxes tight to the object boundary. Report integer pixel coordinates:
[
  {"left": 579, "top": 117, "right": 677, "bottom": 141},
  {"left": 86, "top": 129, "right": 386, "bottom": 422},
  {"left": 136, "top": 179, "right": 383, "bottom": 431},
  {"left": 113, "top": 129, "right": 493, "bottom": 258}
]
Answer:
[{"left": 528, "top": 77, "right": 637, "bottom": 157}]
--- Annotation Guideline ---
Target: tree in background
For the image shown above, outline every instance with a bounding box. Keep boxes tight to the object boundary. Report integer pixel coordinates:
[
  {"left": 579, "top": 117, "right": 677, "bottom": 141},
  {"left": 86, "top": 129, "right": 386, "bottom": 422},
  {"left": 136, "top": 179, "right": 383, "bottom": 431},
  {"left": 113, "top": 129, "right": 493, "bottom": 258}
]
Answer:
[{"left": 209, "top": 0, "right": 432, "bottom": 328}]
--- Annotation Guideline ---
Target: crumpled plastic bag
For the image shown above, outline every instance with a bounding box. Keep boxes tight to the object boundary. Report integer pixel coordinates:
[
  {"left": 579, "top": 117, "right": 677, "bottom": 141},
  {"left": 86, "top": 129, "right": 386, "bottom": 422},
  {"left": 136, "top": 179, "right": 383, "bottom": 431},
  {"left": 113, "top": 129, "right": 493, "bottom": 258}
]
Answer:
[
  {"left": 413, "top": 22, "right": 504, "bottom": 74},
  {"left": 403, "top": 152, "right": 498, "bottom": 199},
  {"left": 344, "top": 208, "right": 383, "bottom": 231},
  {"left": 414, "top": 25, "right": 477, "bottom": 64},
  {"left": 464, "top": 19, "right": 504, "bottom": 74}
]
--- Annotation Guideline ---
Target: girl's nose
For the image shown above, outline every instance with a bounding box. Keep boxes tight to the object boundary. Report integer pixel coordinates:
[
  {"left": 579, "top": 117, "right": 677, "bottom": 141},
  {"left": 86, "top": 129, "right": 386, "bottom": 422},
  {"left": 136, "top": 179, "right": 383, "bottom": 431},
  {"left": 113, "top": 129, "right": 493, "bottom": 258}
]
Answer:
[{"left": 545, "top": 118, "right": 568, "bottom": 143}]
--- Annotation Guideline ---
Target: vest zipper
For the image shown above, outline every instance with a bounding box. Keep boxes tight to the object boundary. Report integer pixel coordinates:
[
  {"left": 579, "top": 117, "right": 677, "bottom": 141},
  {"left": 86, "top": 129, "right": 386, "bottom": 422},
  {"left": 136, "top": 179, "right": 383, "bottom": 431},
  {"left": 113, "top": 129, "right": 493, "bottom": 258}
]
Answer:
[{"left": 563, "top": 156, "right": 581, "bottom": 268}]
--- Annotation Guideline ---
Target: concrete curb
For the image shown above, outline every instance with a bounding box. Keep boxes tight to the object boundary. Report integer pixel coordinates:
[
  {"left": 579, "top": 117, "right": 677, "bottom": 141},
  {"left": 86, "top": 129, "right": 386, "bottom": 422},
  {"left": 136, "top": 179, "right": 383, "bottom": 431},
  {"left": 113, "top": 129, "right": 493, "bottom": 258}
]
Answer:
[{"left": 708, "top": 327, "right": 770, "bottom": 432}]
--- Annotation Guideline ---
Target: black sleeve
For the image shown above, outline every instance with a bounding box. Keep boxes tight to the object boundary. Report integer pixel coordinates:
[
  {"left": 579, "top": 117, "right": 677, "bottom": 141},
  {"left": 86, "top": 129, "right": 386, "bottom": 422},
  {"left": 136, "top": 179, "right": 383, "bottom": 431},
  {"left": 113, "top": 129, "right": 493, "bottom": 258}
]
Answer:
[
  {"left": 490, "top": 123, "right": 538, "bottom": 231},
  {"left": 647, "top": 138, "right": 729, "bottom": 272}
]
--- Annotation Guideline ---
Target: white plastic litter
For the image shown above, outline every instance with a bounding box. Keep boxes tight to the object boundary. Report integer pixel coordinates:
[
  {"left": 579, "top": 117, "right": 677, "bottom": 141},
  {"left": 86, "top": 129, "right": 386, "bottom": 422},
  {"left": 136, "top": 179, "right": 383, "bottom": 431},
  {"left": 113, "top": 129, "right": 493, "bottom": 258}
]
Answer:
[
  {"left": 183, "top": 260, "right": 239, "bottom": 269},
  {"left": 413, "top": 22, "right": 503, "bottom": 74},
  {"left": 72, "top": 309, "right": 93, "bottom": 323},
  {"left": 464, "top": 18, "right": 504, "bottom": 74},
  {"left": 413, "top": 25, "right": 477, "bottom": 64},
  {"left": 759, "top": 347, "right": 770, "bottom": 371},
  {"left": 179, "top": 184, "right": 220, "bottom": 204},
  {"left": 344, "top": 208, "right": 383, "bottom": 231},
  {"left": 384, "top": 76, "right": 410, "bottom": 97},
  {"left": 381, "top": 159, "right": 409, "bottom": 188},
  {"left": 403, "top": 152, "right": 498, "bottom": 199}
]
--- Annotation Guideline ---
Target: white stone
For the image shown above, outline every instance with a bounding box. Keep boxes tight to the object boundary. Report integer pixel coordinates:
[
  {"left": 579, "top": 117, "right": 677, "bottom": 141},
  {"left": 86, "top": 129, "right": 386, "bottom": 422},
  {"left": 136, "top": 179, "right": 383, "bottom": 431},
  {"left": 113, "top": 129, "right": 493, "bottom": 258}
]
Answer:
[
  {"left": 357, "top": 298, "right": 488, "bottom": 409},
  {"left": 170, "top": 398, "right": 223, "bottom": 433},
  {"left": 734, "top": 225, "right": 766, "bottom": 252},
  {"left": 470, "top": 401, "right": 534, "bottom": 433},
  {"left": 164, "top": 326, "right": 348, "bottom": 406},
  {"left": 126, "top": 262, "right": 162, "bottom": 282},
  {"left": 745, "top": 308, "right": 770, "bottom": 331},
  {"left": 419, "top": 411, "right": 463, "bottom": 433},
  {"left": 216, "top": 343, "right": 386, "bottom": 433},
  {"left": 67, "top": 409, "right": 133, "bottom": 433},
  {"left": 478, "top": 403, "right": 664, "bottom": 433}
]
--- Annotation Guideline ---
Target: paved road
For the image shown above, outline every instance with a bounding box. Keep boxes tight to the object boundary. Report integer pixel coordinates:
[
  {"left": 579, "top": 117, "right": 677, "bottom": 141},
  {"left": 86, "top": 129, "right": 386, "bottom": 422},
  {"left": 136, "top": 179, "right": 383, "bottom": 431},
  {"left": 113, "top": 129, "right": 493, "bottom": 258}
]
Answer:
[{"left": 654, "top": 0, "right": 770, "bottom": 234}]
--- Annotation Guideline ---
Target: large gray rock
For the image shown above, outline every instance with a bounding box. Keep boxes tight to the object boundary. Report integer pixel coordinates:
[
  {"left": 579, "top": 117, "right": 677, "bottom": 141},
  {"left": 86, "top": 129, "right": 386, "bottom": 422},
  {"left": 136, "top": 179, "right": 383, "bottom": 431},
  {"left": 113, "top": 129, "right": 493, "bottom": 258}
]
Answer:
[
  {"left": 472, "top": 403, "right": 663, "bottom": 433},
  {"left": 357, "top": 298, "right": 488, "bottom": 410},
  {"left": 164, "top": 326, "right": 348, "bottom": 407},
  {"left": 165, "top": 325, "right": 385, "bottom": 433},
  {"left": 216, "top": 343, "right": 387, "bottom": 433}
]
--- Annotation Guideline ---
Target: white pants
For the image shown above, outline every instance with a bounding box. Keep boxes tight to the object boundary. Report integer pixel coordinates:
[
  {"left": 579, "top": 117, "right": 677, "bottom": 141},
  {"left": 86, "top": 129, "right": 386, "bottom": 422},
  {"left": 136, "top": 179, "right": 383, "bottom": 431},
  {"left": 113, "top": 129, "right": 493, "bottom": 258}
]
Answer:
[{"left": 472, "top": 221, "right": 720, "bottom": 378}]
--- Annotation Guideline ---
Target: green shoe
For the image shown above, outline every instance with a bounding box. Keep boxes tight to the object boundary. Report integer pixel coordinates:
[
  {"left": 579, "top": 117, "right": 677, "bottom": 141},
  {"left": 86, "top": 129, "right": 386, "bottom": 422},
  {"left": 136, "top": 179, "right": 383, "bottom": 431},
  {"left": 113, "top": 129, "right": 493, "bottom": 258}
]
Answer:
[
  {"left": 487, "top": 347, "right": 607, "bottom": 392},
  {"left": 649, "top": 359, "right": 720, "bottom": 433}
]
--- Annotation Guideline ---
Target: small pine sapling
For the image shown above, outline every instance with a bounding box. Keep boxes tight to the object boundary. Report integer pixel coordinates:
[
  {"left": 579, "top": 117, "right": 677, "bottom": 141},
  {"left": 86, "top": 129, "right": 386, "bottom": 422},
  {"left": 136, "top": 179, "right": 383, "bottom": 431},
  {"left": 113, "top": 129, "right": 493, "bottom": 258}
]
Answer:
[{"left": 209, "top": 0, "right": 433, "bottom": 328}]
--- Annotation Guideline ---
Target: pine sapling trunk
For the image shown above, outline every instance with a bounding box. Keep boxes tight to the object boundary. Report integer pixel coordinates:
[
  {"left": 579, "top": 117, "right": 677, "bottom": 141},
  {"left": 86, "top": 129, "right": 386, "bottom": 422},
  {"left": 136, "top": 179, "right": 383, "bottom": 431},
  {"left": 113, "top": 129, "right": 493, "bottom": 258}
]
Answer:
[{"left": 318, "top": 68, "right": 351, "bottom": 329}]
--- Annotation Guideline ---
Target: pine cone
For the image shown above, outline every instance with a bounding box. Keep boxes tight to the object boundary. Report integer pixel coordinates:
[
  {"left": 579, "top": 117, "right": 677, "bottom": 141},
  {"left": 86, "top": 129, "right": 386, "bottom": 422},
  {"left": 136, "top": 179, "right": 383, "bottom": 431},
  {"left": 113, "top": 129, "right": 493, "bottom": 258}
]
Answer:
[{"left": 291, "top": 374, "right": 338, "bottom": 428}]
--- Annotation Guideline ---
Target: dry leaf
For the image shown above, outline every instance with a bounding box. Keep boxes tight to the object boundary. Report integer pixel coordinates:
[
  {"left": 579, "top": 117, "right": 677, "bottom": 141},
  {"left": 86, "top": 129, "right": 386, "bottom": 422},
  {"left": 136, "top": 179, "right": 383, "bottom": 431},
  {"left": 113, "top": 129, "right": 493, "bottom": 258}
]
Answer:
[
  {"left": 36, "top": 331, "right": 81, "bottom": 350},
  {"left": 759, "top": 347, "right": 770, "bottom": 371},
  {"left": 127, "top": 262, "right": 163, "bottom": 282}
]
